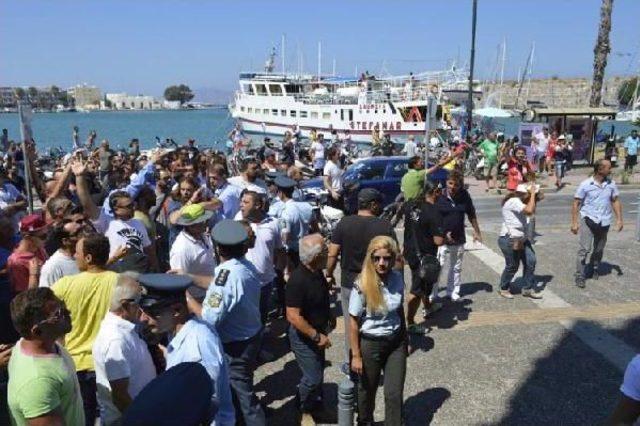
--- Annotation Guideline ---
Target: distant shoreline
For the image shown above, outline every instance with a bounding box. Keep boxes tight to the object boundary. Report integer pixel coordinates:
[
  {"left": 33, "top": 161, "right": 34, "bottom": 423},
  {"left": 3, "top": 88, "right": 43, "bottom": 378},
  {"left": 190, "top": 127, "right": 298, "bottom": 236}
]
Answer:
[{"left": 0, "top": 106, "right": 228, "bottom": 114}]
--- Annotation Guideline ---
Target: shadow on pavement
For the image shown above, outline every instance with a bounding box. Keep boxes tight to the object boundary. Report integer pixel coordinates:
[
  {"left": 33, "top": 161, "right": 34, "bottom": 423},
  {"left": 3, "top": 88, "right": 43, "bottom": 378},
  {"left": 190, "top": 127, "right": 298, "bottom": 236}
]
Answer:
[
  {"left": 256, "top": 359, "right": 300, "bottom": 406},
  {"left": 460, "top": 281, "right": 493, "bottom": 297},
  {"left": 257, "top": 318, "right": 291, "bottom": 367},
  {"left": 599, "top": 261, "right": 624, "bottom": 277},
  {"left": 404, "top": 387, "right": 451, "bottom": 425},
  {"left": 493, "top": 319, "right": 632, "bottom": 425},
  {"left": 425, "top": 298, "right": 473, "bottom": 330}
]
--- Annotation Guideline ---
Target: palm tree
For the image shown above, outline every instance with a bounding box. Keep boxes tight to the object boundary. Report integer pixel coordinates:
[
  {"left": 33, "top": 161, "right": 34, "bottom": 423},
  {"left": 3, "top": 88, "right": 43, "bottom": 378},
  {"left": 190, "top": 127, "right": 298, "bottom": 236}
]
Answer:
[{"left": 590, "top": 0, "right": 614, "bottom": 107}]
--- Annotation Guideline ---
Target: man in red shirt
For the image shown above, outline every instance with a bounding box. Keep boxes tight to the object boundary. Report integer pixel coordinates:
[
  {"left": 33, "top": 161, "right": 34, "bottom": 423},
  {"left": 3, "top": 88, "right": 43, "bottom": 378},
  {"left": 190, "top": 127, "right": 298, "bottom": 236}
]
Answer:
[{"left": 7, "top": 214, "right": 49, "bottom": 295}]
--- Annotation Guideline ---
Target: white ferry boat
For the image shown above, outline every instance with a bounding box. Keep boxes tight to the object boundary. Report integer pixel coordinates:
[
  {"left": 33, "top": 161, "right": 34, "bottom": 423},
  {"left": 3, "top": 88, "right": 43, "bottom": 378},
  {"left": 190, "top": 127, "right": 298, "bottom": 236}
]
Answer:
[{"left": 229, "top": 53, "right": 482, "bottom": 143}]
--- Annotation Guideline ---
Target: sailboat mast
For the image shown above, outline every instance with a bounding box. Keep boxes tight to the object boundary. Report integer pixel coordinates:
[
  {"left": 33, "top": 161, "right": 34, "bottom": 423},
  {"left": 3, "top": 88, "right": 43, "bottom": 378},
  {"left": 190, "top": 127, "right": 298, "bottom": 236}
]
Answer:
[
  {"left": 317, "top": 42, "right": 322, "bottom": 82},
  {"left": 499, "top": 38, "right": 506, "bottom": 109},
  {"left": 466, "top": 0, "right": 478, "bottom": 138},
  {"left": 281, "top": 34, "right": 286, "bottom": 76}
]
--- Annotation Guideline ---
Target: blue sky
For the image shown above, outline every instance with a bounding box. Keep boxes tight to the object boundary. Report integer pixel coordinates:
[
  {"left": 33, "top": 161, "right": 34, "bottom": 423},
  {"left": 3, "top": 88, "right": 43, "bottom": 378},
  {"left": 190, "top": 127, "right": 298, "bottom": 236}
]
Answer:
[{"left": 2, "top": 0, "right": 639, "bottom": 97}]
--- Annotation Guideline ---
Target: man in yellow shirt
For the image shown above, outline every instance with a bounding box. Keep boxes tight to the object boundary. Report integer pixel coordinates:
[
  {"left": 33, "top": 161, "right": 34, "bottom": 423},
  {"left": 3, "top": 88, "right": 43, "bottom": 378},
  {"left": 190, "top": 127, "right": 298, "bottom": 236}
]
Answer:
[{"left": 52, "top": 234, "right": 117, "bottom": 426}]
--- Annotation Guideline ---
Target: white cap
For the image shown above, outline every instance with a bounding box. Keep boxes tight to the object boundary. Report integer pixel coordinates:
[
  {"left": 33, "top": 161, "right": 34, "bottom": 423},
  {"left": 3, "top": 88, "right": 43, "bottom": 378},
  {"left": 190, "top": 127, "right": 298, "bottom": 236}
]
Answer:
[{"left": 516, "top": 183, "right": 539, "bottom": 194}]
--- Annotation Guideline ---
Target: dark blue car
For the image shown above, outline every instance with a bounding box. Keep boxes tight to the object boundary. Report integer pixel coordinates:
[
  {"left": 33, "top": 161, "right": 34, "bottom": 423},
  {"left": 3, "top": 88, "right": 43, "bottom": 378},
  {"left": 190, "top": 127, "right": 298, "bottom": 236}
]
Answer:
[{"left": 301, "top": 156, "right": 449, "bottom": 213}]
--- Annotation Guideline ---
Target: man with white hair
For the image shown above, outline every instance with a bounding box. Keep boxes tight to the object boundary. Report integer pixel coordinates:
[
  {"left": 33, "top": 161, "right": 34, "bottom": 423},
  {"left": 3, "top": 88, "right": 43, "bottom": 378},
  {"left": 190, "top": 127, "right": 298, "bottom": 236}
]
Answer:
[
  {"left": 92, "top": 273, "right": 156, "bottom": 425},
  {"left": 286, "top": 234, "right": 334, "bottom": 424},
  {"left": 401, "top": 135, "right": 418, "bottom": 158}
]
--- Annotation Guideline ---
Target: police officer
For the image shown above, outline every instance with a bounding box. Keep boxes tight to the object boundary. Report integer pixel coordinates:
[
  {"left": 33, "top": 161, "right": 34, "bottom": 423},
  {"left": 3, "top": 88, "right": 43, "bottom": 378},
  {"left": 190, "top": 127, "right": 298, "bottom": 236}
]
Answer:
[
  {"left": 201, "top": 220, "right": 266, "bottom": 425},
  {"left": 274, "top": 176, "right": 315, "bottom": 268},
  {"left": 264, "top": 171, "right": 285, "bottom": 217},
  {"left": 137, "top": 273, "right": 235, "bottom": 426}
]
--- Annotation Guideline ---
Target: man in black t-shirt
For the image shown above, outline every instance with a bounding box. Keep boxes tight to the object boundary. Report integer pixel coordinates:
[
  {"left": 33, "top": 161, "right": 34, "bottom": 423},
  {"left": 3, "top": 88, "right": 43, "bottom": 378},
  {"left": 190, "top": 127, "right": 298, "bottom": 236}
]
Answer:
[
  {"left": 286, "top": 234, "right": 333, "bottom": 423},
  {"left": 403, "top": 181, "right": 445, "bottom": 334},
  {"left": 326, "top": 188, "right": 396, "bottom": 374}
]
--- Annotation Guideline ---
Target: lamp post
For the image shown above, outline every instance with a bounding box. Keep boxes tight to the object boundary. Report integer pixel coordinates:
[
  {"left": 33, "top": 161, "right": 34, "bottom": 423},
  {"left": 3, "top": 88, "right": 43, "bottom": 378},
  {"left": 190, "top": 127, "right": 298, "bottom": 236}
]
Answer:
[{"left": 466, "top": 0, "right": 478, "bottom": 140}]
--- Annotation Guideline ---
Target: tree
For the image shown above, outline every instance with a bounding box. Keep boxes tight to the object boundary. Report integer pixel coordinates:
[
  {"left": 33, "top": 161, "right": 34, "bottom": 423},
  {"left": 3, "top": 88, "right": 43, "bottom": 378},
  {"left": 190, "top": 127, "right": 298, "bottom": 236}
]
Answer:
[
  {"left": 27, "top": 86, "right": 38, "bottom": 104},
  {"left": 590, "top": 0, "right": 614, "bottom": 107},
  {"left": 164, "top": 84, "right": 194, "bottom": 104},
  {"left": 14, "top": 87, "right": 26, "bottom": 101},
  {"left": 618, "top": 77, "right": 639, "bottom": 107}
]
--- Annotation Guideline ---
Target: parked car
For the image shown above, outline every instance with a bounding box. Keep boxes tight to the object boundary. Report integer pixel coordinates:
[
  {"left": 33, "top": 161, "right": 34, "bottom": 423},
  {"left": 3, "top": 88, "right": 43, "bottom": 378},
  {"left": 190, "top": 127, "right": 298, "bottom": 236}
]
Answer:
[{"left": 301, "top": 156, "right": 449, "bottom": 214}]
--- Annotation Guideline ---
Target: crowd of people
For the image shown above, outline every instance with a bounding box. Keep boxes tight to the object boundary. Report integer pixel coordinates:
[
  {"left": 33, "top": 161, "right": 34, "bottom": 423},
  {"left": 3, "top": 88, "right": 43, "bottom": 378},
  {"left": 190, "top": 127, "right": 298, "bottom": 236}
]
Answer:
[{"left": 0, "top": 122, "right": 636, "bottom": 426}]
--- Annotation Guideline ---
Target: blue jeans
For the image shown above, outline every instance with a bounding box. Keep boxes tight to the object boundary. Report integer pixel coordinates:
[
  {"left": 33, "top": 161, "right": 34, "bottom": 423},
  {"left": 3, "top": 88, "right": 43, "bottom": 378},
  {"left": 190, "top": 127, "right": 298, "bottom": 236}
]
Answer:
[
  {"left": 223, "top": 332, "right": 266, "bottom": 425},
  {"left": 498, "top": 236, "right": 536, "bottom": 291},
  {"left": 288, "top": 325, "right": 325, "bottom": 413}
]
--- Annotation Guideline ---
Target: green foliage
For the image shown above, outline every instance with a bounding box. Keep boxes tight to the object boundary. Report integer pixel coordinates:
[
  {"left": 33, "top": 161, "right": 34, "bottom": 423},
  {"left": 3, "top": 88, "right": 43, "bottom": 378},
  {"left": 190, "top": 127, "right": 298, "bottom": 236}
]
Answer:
[
  {"left": 163, "top": 84, "right": 194, "bottom": 104},
  {"left": 14, "top": 87, "right": 25, "bottom": 100},
  {"left": 618, "top": 77, "right": 639, "bottom": 107}
]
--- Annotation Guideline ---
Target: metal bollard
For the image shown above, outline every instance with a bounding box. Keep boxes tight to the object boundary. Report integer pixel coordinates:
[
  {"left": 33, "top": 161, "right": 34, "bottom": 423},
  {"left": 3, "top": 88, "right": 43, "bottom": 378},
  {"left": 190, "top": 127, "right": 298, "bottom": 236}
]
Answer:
[
  {"left": 337, "top": 378, "right": 355, "bottom": 426},
  {"left": 636, "top": 193, "right": 640, "bottom": 242}
]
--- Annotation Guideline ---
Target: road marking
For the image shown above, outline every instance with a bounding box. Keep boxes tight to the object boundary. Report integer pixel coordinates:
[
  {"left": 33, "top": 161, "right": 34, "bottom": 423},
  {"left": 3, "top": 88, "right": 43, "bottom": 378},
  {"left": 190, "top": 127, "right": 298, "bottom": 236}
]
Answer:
[{"left": 465, "top": 239, "right": 636, "bottom": 372}]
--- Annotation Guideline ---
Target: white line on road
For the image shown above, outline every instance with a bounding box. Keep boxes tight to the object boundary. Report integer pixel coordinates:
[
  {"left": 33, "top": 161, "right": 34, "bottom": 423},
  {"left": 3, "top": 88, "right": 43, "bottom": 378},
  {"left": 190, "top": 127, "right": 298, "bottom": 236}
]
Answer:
[{"left": 464, "top": 239, "right": 636, "bottom": 372}]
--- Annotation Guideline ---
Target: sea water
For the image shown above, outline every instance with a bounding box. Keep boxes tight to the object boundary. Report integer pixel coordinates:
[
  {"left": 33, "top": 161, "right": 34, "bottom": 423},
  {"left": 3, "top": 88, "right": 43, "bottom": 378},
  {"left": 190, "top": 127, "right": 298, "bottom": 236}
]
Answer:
[{"left": 0, "top": 109, "right": 635, "bottom": 153}]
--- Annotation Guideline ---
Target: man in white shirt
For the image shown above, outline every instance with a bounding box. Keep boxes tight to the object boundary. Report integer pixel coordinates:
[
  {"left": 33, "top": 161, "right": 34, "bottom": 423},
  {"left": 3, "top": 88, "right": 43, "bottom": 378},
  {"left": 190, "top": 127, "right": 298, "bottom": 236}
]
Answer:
[
  {"left": 238, "top": 191, "right": 285, "bottom": 325},
  {"left": 228, "top": 157, "right": 267, "bottom": 194},
  {"left": 0, "top": 167, "right": 27, "bottom": 232},
  {"left": 402, "top": 135, "right": 418, "bottom": 157},
  {"left": 170, "top": 204, "right": 217, "bottom": 276},
  {"left": 323, "top": 147, "right": 344, "bottom": 210},
  {"left": 533, "top": 127, "right": 550, "bottom": 173},
  {"left": 310, "top": 134, "right": 326, "bottom": 176},
  {"left": 92, "top": 273, "right": 156, "bottom": 425},
  {"left": 73, "top": 162, "right": 158, "bottom": 271},
  {"left": 39, "top": 221, "right": 81, "bottom": 287}
]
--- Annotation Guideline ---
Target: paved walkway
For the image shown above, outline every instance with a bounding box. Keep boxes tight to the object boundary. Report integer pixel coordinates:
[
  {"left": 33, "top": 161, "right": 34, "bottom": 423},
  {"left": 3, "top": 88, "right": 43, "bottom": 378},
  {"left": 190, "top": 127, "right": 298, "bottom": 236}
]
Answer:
[{"left": 254, "top": 217, "right": 640, "bottom": 425}]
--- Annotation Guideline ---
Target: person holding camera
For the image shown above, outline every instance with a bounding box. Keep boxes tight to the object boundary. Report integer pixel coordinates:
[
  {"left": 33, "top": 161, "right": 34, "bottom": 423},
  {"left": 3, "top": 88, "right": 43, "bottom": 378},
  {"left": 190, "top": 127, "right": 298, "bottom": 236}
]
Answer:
[
  {"left": 403, "top": 181, "right": 445, "bottom": 333},
  {"left": 285, "top": 234, "right": 334, "bottom": 425},
  {"left": 497, "top": 184, "right": 542, "bottom": 299}
]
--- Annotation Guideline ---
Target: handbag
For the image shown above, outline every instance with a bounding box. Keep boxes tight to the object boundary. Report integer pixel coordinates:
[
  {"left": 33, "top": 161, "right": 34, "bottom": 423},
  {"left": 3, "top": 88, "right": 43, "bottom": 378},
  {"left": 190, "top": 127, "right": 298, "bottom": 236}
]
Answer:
[{"left": 406, "top": 201, "right": 441, "bottom": 284}]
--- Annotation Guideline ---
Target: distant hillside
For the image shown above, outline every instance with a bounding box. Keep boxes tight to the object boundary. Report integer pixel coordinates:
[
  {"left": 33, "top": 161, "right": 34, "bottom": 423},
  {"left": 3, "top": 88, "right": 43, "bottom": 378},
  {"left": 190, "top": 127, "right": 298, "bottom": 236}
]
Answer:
[{"left": 193, "top": 87, "right": 233, "bottom": 105}]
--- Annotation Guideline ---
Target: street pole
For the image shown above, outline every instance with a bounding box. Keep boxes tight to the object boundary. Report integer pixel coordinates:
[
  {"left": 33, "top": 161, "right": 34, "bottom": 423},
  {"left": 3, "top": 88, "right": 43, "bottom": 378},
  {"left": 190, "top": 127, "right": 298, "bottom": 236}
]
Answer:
[
  {"left": 466, "top": 0, "right": 478, "bottom": 141},
  {"left": 17, "top": 101, "right": 34, "bottom": 214}
]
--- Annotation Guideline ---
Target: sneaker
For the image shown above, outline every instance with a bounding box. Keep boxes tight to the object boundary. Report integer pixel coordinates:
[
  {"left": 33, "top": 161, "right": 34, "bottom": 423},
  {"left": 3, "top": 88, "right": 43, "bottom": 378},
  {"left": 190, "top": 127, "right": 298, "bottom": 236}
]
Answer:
[
  {"left": 407, "top": 323, "right": 428, "bottom": 335},
  {"left": 575, "top": 277, "right": 586, "bottom": 289},
  {"left": 522, "top": 289, "right": 543, "bottom": 299},
  {"left": 498, "top": 289, "right": 514, "bottom": 299}
]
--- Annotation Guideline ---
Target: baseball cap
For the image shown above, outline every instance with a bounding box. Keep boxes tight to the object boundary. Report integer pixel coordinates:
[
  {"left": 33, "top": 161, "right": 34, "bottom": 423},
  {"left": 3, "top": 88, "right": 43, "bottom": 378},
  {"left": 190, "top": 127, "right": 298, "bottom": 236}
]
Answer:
[
  {"left": 357, "top": 188, "right": 383, "bottom": 204},
  {"left": 19, "top": 214, "right": 48, "bottom": 234}
]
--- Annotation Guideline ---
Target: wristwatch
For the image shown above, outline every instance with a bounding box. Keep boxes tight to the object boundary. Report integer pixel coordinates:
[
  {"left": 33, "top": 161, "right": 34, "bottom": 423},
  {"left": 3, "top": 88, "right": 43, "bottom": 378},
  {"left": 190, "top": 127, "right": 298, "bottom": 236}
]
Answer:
[{"left": 312, "top": 331, "right": 321, "bottom": 343}]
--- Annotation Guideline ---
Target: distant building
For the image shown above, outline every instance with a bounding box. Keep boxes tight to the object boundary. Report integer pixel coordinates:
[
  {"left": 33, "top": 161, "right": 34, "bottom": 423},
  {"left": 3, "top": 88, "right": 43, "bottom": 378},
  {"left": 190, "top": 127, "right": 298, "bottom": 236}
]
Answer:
[
  {"left": 68, "top": 84, "right": 101, "bottom": 109},
  {"left": 163, "top": 100, "right": 182, "bottom": 110},
  {"left": 105, "top": 93, "right": 162, "bottom": 110},
  {"left": 0, "top": 87, "right": 16, "bottom": 108}
]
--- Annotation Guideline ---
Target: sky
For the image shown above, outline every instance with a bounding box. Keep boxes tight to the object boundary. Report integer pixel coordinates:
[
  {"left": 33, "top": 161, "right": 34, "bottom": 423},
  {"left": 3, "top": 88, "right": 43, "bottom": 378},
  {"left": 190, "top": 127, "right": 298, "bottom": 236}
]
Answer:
[{"left": 2, "top": 0, "right": 639, "bottom": 98}]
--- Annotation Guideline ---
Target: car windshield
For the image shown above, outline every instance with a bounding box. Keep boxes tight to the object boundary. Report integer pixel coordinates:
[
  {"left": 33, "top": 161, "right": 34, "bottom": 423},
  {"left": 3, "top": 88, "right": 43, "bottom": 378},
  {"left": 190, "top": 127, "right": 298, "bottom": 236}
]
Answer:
[{"left": 347, "top": 161, "right": 386, "bottom": 180}]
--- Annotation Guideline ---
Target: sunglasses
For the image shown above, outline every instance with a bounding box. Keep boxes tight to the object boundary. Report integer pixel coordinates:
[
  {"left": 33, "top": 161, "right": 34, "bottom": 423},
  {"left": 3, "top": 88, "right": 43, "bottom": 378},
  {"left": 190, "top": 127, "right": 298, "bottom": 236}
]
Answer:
[
  {"left": 37, "top": 305, "right": 69, "bottom": 326},
  {"left": 371, "top": 255, "right": 393, "bottom": 263}
]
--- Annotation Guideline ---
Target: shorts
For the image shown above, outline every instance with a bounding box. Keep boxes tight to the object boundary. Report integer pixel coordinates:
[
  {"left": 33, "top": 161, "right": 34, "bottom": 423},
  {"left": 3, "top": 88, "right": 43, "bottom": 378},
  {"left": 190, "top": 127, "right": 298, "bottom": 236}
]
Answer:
[
  {"left": 409, "top": 265, "right": 436, "bottom": 298},
  {"left": 626, "top": 154, "right": 637, "bottom": 168},
  {"left": 484, "top": 161, "right": 498, "bottom": 178},
  {"left": 555, "top": 160, "right": 565, "bottom": 179}
]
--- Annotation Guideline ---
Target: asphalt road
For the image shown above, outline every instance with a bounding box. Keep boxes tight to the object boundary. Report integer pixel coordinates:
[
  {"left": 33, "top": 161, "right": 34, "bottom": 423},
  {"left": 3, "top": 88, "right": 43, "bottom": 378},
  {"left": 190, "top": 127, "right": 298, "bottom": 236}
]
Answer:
[{"left": 254, "top": 188, "right": 640, "bottom": 425}]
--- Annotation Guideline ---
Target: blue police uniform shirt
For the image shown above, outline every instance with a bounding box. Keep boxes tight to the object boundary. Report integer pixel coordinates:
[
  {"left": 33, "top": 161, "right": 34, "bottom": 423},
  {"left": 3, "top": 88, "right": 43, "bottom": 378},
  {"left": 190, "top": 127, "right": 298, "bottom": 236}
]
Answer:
[
  {"left": 166, "top": 317, "right": 235, "bottom": 426},
  {"left": 100, "top": 162, "right": 155, "bottom": 216},
  {"left": 348, "top": 270, "right": 404, "bottom": 337},
  {"left": 280, "top": 199, "right": 313, "bottom": 252},
  {"left": 624, "top": 136, "right": 639, "bottom": 156},
  {"left": 575, "top": 177, "right": 620, "bottom": 227},
  {"left": 267, "top": 196, "right": 285, "bottom": 218},
  {"left": 202, "top": 258, "right": 263, "bottom": 343}
]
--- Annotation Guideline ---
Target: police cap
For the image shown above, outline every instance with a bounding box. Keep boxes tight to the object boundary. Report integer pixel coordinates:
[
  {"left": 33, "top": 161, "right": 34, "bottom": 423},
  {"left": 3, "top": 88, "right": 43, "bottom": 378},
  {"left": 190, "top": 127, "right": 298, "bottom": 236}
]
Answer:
[
  {"left": 138, "top": 273, "right": 193, "bottom": 310},
  {"left": 274, "top": 175, "right": 296, "bottom": 190},
  {"left": 211, "top": 219, "right": 248, "bottom": 246}
]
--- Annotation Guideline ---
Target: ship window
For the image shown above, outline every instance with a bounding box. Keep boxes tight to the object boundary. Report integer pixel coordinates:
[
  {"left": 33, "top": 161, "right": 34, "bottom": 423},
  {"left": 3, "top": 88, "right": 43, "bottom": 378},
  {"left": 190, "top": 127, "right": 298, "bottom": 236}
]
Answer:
[
  {"left": 269, "top": 85, "right": 283, "bottom": 96},
  {"left": 348, "top": 110, "right": 353, "bottom": 121},
  {"left": 255, "top": 84, "right": 267, "bottom": 95},
  {"left": 300, "top": 111, "right": 308, "bottom": 118},
  {"left": 247, "top": 107, "right": 253, "bottom": 113},
  {"left": 290, "top": 110, "right": 297, "bottom": 118},
  {"left": 240, "top": 106, "right": 245, "bottom": 112},
  {"left": 340, "top": 109, "right": 344, "bottom": 121},
  {"left": 281, "top": 109, "right": 287, "bottom": 116},
  {"left": 263, "top": 109, "right": 269, "bottom": 115},
  {"left": 272, "top": 109, "right": 278, "bottom": 116},
  {"left": 322, "top": 112, "right": 331, "bottom": 119},
  {"left": 310, "top": 112, "right": 318, "bottom": 119},
  {"left": 242, "top": 84, "right": 254, "bottom": 94}
]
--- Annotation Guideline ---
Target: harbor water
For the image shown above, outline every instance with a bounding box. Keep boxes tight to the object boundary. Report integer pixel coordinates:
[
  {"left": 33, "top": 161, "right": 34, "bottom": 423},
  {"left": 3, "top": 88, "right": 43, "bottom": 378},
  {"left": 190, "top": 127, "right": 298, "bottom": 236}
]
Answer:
[{"left": 0, "top": 109, "right": 636, "bottom": 152}]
